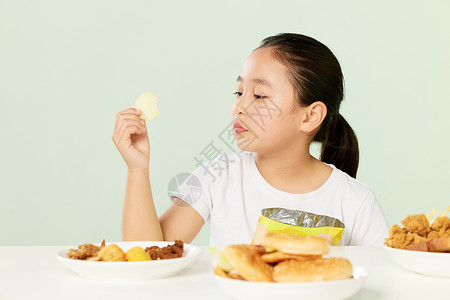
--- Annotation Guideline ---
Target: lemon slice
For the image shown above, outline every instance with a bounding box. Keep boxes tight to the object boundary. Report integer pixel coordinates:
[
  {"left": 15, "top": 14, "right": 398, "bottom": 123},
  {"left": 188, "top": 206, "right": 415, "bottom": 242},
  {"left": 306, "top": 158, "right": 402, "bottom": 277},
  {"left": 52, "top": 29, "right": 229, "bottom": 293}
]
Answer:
[{"left": 135, "top": 92, "right": 160, "bottom": 120}]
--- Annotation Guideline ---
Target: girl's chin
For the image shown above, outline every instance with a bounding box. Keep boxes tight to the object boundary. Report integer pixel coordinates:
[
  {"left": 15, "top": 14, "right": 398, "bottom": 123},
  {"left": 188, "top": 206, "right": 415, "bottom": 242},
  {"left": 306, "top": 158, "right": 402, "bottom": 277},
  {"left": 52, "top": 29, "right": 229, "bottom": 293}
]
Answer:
[{"left": 236, "top": 140, "right": 257, "bottom": 152}]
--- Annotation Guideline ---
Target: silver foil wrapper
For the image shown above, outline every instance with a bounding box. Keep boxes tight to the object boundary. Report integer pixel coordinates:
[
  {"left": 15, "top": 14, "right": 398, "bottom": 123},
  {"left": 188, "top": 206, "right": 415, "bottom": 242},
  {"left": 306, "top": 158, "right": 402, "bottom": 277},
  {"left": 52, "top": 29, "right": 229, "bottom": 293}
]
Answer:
[{"left": 261, "top": 207, "right": 345, "bottom": 228}]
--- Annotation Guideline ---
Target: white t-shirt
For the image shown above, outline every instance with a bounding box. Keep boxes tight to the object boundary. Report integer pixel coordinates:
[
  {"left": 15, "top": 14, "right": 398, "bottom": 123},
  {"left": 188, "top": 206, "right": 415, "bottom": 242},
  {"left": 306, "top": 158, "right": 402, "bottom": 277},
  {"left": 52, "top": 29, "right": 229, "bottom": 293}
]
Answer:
[{"left": 170, "top": 152, "right": 389, "bottom": 249}]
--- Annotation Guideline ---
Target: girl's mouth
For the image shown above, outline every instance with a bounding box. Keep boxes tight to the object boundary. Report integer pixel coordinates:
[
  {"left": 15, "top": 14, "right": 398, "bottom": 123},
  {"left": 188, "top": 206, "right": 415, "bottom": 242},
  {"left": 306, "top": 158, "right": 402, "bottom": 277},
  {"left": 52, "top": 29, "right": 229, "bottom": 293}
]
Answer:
[{"left": 233, "top": 122, "right": 248, "bottom": 133}]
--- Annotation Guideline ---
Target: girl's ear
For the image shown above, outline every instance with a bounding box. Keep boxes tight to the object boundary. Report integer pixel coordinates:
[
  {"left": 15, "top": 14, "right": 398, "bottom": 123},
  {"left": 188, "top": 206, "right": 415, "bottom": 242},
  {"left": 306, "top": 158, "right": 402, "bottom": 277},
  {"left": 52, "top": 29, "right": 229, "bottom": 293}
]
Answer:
[{"left": 299, "top": 101, "right": 327, "bottom": 133}]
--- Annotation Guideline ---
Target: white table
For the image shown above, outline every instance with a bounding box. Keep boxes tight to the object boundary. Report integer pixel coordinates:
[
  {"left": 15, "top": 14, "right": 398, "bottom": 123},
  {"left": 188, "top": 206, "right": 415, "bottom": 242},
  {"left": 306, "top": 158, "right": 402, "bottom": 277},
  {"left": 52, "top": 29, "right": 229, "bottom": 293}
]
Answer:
[{"left": 0, "top": 246, "right": 448, "bottom": 300}]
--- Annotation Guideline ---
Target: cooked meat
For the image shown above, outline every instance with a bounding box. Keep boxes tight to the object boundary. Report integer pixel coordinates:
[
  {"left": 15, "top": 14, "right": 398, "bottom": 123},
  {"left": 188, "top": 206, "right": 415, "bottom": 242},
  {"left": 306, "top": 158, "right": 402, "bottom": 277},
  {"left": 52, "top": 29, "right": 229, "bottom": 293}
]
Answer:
[
  {"left": 66, "top": 243, "right": 102, "bottom": 260},
  {"left": 145, "top": 240, "right": 184, "bottom": 260}
]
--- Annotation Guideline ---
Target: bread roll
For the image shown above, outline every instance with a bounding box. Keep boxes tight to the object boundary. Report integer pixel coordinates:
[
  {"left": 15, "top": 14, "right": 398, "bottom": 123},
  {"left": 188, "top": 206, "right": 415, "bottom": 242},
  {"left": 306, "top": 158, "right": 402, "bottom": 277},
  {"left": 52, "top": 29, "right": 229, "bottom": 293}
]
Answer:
[{"left": 273, "top": 258, "right": 352, "bottom": 282}]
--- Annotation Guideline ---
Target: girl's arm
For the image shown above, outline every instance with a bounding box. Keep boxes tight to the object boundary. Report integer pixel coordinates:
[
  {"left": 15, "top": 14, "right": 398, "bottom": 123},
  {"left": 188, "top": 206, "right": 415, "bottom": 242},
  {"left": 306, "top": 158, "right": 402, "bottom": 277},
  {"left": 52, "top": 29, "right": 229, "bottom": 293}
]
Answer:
[
  {"left": 122, "top": 170, "right": 204, "bottom": 242},
  {"left": 159, "top": 198, "right": 205, "bottom": 243},
  {"left": 122, "top": 171, "right": 204, "bottom": 243},
  {"left": 121, "top": 170, "right": 163, "bottom": 241},
  {"left": 114, "top": 108, "right": 203, "bottom": 242}
]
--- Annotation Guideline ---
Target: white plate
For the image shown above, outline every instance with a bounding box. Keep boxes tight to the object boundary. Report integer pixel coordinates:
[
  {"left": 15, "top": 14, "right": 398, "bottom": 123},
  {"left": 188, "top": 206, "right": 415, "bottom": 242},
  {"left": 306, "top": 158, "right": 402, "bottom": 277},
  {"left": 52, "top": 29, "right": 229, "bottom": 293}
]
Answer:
[
  {"left": 57, "top": 241, "right": 203, "bottom": 280},
  {"left": 384, "top": 245, "right": 450, "bottom": 277},
  {"left": 213, "top": 266, "right": 368, "bottom": 300}
]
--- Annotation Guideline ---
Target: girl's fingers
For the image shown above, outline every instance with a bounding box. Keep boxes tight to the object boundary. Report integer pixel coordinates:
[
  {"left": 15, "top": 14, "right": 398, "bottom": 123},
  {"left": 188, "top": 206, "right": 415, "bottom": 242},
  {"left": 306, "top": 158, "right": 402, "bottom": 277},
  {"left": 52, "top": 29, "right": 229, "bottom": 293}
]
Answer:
[
  {"left": 116, "top": 108, "right": 142, "bottom": 118},
  {"left": 115, "top": 124, "right": 142, "bottom": 146},
  {"left": 114, "top": 108, "right": 142, "bottom": 131},
  {"left": 114, "top": 110, "right": 145, "bottom": 140},
  {"left": 115, "top": 119, "right": 145, "bottom": 140},
  {"left": 114, "top": 114, "right": 145, "bottom": 135},
  {"left": 113, "top": 119, "right": 146, "bottom": 145}
]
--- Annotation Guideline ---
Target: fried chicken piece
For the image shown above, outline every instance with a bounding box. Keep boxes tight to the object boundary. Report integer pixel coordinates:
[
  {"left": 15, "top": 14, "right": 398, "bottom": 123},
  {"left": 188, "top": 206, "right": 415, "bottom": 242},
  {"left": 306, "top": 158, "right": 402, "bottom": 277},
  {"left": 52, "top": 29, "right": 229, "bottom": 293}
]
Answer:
[
  {"left": 386, "top": 214, "right": 450, "bottom": 251},
  {"left": 427, "top": 231, "right": 441, "bottom": 240},
  {"left": 385, "top": 225, "right": 407, "bottom": 248},
  {"left": 430, "top": 216, "right": 450, "bottom": 238},
  {"left": 66, "top": 243, "right": 102, "bottom": 260},
  {"left": 401, "top": 214, "right": 431, "bottom": 237},
  {"left": 384, "top": 224, "right": 426, "bottom": 249},
  {"left": 145, "top": 240, "right": 184, "bottom": 260}
]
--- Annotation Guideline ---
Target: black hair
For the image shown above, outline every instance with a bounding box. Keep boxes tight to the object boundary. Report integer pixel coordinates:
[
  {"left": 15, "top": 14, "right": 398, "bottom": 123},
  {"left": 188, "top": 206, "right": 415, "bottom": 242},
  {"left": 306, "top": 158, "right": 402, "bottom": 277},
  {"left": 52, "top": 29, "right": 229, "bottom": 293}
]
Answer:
[{"left": 258, "top": 33, "right": 359, "bottom": 178}]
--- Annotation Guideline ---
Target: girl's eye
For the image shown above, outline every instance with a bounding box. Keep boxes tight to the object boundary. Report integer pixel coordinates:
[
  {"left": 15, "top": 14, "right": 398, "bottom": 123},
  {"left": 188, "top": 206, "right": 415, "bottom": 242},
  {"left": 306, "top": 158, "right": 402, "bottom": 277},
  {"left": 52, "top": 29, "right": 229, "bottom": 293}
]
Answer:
[{"left": 233, "top": 92, "right": 243, "bottom": 97}]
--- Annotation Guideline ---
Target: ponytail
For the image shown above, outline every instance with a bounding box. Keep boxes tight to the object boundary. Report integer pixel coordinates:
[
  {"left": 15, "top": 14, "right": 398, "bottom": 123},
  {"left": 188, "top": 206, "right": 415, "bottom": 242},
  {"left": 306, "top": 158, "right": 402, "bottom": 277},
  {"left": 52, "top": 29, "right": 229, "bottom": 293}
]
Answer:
[{"left": 320, "top": 114, "right": 359, "bottom": 178}]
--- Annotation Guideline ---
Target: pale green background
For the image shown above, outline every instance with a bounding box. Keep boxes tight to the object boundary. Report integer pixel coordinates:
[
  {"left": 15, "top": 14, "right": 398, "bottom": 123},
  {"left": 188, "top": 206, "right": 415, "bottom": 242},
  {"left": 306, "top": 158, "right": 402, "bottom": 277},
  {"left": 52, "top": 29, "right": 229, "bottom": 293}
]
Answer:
[{"left": 1, "top": 0, "right": 449, "bottom": 246}]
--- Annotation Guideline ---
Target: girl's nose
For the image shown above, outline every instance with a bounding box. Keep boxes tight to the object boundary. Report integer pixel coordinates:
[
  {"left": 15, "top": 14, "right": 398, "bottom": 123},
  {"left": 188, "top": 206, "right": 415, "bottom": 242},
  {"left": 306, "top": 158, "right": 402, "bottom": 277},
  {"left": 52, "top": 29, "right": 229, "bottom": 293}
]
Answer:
[{"left": 235, "top": 96, "right": 247, "bottom": 116}]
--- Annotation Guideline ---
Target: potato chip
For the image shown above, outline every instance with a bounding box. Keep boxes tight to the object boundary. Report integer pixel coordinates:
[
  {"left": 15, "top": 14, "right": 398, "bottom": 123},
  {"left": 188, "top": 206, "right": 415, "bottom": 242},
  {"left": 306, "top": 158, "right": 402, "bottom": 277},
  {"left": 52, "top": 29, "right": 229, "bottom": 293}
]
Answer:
[{"left": 135, "top": 92, "right": 160, "bottom": 120}]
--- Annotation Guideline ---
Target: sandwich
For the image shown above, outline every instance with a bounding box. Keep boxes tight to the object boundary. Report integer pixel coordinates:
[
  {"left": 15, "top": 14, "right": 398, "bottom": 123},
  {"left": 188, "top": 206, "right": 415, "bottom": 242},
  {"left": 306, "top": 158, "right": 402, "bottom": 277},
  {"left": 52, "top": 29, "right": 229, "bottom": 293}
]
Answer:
[{"left": 210, "top": 233, "right": 353, "bottom": 282}]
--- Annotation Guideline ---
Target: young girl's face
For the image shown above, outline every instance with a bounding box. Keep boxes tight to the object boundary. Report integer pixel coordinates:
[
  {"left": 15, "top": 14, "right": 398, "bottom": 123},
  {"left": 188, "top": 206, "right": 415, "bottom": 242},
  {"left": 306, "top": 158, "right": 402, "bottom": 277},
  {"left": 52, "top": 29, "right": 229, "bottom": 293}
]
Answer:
[{"left": 230, "top": 47, "right": 304, "bottom": 155}]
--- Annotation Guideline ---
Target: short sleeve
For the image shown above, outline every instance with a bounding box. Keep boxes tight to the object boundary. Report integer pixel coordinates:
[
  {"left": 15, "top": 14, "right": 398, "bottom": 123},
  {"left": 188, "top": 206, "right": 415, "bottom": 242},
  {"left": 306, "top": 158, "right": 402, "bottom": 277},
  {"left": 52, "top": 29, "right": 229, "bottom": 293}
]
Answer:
[
  {"left": 169, "top": 155, "right": 222, "bottom": 223},
  {"left": 348, "top": 190, "right": 390, "bottom": 246}
]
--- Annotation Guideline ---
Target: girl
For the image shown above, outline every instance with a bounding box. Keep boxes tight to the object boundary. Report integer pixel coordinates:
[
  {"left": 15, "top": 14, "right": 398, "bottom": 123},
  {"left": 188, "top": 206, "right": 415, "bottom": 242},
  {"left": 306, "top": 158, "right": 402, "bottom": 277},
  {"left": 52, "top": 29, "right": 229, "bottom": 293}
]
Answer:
[{"left": 113, "top": 33, "right": 389, "bottom": 248}]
